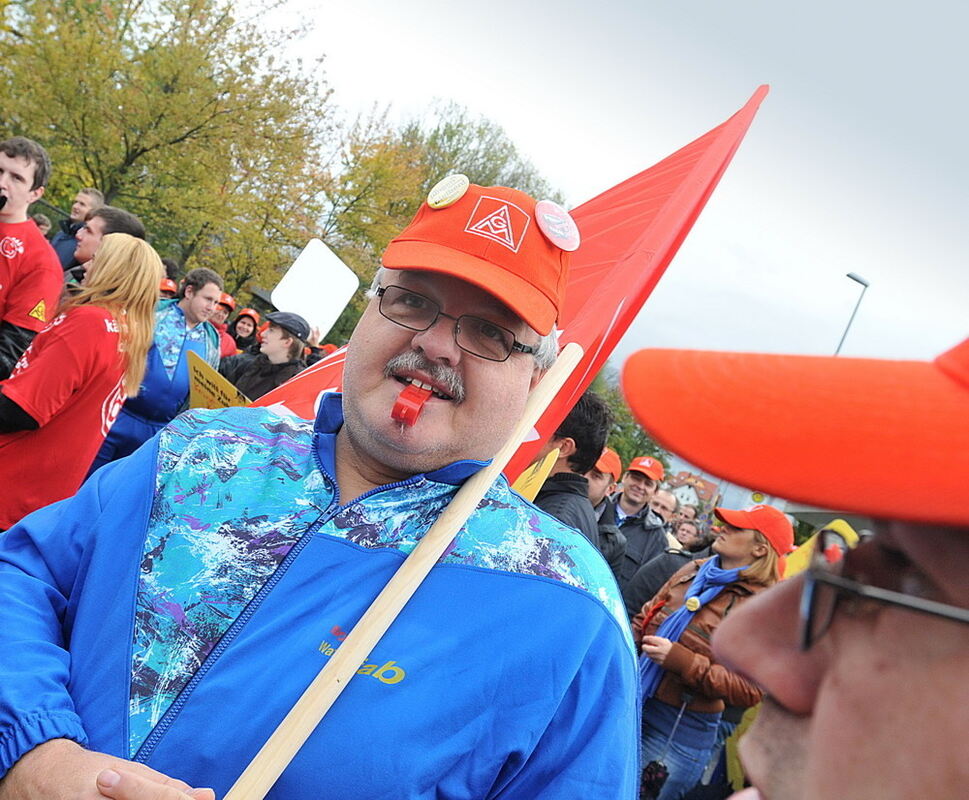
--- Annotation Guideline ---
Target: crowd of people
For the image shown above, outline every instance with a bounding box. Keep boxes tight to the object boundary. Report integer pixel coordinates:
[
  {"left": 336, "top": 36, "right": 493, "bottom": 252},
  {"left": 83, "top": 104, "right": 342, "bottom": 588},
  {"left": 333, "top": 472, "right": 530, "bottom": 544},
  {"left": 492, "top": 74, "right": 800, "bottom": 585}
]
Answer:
[
  {"left": 0, "top": 136, "right": 326, "bottom": 526},
  {"left": 530, "top": 392, "right": 794, "bottom": 798},
  {"left": 0, "top": 149, "right": 965, "bottom": 800}
]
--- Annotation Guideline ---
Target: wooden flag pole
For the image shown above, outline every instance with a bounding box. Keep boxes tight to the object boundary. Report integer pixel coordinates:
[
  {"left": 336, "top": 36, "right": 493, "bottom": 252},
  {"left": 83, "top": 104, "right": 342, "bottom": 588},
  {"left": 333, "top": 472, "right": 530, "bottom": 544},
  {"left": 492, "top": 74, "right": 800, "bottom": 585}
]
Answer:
[{"left": 224, "top": 342, "right": 584, "bottom": 800}]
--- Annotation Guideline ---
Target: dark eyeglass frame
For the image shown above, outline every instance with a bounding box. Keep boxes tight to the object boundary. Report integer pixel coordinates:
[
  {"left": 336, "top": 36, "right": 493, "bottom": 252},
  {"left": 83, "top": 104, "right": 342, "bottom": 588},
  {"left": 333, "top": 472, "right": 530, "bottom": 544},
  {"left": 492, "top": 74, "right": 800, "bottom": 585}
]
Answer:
[
  {"left": 374, "top": 285, "right": 536, "bottom": 362},
  {"left": 799, "top": 531, "right": 969, "bottom": 651}
]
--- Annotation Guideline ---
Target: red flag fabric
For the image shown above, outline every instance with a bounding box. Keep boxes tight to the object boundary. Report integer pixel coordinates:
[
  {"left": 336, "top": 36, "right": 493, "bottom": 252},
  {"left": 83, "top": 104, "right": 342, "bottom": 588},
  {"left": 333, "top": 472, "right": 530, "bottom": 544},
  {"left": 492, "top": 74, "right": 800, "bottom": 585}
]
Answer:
[{"left": 255, "top": 86, "right": 769, "bottom": 480}]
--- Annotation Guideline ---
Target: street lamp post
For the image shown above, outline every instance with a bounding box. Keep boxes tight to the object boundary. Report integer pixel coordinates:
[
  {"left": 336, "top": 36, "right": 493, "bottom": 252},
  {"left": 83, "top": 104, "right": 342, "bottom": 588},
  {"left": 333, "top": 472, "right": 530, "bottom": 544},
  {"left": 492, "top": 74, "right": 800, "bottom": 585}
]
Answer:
[{"left": 835, "top": 272, "right": 870, "bottom": 356}]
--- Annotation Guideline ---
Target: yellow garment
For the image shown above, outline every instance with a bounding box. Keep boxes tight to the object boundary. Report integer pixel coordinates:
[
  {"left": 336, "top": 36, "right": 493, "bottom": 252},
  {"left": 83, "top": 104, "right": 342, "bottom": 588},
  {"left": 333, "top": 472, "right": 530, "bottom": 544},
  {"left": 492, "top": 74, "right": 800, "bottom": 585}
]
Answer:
[{"left": 785, "top": 518, "right": 859, "bottom": 577}]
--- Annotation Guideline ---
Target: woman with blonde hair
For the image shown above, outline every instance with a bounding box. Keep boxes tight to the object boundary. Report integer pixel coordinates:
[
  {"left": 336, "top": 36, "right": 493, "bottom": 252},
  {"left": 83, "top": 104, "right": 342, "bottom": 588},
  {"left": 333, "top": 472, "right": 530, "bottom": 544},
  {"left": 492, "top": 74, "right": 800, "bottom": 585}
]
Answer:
[
  {"left": 0, "top": 232, "right": 162, "bottom": 529},
  {"left": 633, "top": 504, "right": 794, "bottom": 799}
]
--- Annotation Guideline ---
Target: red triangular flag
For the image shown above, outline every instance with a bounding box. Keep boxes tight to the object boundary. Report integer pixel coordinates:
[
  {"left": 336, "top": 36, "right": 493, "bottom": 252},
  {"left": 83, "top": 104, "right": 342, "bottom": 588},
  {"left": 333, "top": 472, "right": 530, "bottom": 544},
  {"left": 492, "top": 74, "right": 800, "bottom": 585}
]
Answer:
[{"left": 255, "top": 86, "right": 770, "bottom": 483}]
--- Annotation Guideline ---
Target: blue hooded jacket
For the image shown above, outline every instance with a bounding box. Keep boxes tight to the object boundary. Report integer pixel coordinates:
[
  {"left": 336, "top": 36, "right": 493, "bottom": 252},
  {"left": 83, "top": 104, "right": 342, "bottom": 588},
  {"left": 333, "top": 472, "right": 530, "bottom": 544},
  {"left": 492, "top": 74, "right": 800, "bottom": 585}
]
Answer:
[{"left": 0, "top": 395, "right": 639, "bottom": 798}]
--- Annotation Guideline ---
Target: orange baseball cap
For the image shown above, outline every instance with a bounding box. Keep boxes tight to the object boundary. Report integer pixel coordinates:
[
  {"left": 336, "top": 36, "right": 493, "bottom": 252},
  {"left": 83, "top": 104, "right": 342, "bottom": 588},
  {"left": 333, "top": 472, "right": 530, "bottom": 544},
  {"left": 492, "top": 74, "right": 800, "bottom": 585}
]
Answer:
[
  {"left": 715, "top": 505, "right": 795, "bottom": 556},
  {"left": 381, "top": 178, "right": 575, "bottom": 335},
  {"left": 159, "top": 278, "right": 177, "bottom": 294},
  {"left": 627, "top": 455, "right": 664, "bottom": 481},
  {"left": 218, "top": 292, "right": 235, "bottom": 311},
  {"left": 621, "top": 337, "right": 969, "bottom": 526},
  {"left": 594, "top": 447, "right": 623, "bottom": 482}
]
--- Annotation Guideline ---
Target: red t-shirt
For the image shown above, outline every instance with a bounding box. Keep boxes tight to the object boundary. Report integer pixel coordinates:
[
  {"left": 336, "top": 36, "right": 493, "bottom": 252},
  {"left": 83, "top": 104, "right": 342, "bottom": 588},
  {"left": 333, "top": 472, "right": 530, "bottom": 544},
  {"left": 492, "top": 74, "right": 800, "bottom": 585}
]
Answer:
[
  {"left": 0, "top": 219, "right": 63, "bottom": 332},
  {"left": 0, "top": 305, "right": 126, "bottom": 528}
]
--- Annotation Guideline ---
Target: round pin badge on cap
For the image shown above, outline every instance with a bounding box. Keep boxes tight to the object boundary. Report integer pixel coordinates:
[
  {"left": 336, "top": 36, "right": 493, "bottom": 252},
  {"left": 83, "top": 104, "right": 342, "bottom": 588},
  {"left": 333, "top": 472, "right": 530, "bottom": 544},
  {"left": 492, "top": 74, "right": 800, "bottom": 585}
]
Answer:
[
  {"left": 535, "top": 200, "right": 580, "bottom": 252},
  {"left": 427, "top": 173, "right": 470, "bottom": 209}
]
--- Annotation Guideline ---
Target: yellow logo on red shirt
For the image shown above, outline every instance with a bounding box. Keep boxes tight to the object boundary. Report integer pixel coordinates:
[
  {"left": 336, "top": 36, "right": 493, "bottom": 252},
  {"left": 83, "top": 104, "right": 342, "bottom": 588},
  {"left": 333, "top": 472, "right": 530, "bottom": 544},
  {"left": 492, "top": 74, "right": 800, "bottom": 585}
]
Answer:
[{"left": 27, "top": 300, "right": 46, "bottom": 322}]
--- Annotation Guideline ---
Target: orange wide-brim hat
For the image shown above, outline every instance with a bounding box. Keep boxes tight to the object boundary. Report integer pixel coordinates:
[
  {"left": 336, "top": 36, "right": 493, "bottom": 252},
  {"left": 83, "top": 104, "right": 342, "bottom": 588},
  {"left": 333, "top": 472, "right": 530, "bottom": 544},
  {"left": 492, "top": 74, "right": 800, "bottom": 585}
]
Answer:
[
  {"left": 382, "top": 182, "right": 573, "bottom": 336},
  {"left": 621, "top": 338, "right": 969, "bottom": 527}
]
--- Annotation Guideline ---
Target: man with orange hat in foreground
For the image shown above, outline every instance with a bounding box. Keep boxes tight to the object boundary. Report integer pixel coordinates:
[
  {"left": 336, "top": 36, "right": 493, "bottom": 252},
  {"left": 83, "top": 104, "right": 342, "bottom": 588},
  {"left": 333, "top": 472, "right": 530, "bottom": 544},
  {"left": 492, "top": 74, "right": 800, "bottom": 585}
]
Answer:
[
  {"left": 621, "top": 339, "right": 969, "bottom": 799},
  {"left": 0, "top": 178, "right": 638, "bottom": 799}
]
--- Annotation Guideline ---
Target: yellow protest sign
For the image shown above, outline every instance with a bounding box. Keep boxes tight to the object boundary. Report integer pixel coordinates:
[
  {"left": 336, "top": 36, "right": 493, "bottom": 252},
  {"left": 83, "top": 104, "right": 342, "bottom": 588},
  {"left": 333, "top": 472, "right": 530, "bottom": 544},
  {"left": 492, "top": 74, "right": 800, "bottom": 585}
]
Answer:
[
  {"left": 188, "top": 351, "right": 251, "bottom": 409},
  {"left": 510, "top": 448, "right": 559, "bottom": 502}
]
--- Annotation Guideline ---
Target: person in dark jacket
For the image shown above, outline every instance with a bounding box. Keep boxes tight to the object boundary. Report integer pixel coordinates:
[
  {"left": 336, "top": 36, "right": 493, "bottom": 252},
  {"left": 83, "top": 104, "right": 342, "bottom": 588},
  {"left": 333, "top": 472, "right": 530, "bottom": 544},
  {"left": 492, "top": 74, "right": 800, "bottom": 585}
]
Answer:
[
  {"left": 220, "top": 311, "right": 308, "bottom": 400},
  {"left": 532, "top": 390, "right": 611, "bottom": 549},
  {"left": 623, "top": 519, "right": 712, "bottom": 618},
  {"left": 587, "top": 445, "right": 626, "bottom": 579},
  {"left": 612, "top": 456, "right": 677, "bottom": 594},
  {"left": 49, "top": 188, "right": 103, "bottom": 270},
  {"left": 227, "top": 307, "right": 259, "bottom": 353}
]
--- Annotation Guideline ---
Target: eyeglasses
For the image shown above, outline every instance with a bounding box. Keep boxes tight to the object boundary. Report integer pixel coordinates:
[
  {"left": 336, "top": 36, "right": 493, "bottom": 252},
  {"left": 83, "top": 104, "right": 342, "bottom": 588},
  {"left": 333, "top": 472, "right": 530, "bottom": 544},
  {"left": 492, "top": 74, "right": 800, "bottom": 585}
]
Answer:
[
  {"left": 375, "top": 285, "right": 536, "bottom": 362},
  {"left": 799, "top": 529, "right": 969, "bottom": 650}
]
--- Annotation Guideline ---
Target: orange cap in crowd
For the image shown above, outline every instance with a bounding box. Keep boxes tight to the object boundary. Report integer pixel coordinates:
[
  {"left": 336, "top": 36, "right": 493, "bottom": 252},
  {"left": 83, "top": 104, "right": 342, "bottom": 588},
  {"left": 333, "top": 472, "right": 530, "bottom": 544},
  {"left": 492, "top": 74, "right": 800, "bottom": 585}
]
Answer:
[
  {"left": 218, "top": 293, "right": 235, "bottom": 311},
  {"left": 236, "top": 308, "right": 259, "bottom": 324},
  {"left": 594, "top": 447, "right": 623, "bottom": 482},
  {"left": 627, "top": 455, "right": 664, "bottom": 482},
  {"left": 382, "top": 175, "right": 579, "bottom": 335},
  {"left": 714, "top": 505, "right": 795, "bottom": 556},
  {"left": 621, "top": 337, "right": 969, "bottom": 527},
  {"left": 159, "top": 278, "right": 177, "bottom": 294}
]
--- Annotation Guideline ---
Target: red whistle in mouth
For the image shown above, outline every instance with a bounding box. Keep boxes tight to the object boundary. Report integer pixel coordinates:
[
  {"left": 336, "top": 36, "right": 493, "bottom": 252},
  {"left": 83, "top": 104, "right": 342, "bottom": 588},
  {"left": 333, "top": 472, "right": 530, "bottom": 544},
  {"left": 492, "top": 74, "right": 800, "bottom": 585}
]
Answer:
[{"left": 391, "top": 382, "right": 433, "bottom": 426}]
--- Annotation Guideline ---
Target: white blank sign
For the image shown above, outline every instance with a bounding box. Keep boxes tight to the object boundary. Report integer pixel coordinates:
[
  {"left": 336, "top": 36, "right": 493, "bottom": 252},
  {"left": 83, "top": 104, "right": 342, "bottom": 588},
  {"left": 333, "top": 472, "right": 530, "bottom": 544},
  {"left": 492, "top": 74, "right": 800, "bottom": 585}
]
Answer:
[{"left": 270, "top": 239, "right": 360, "bottom": 337}]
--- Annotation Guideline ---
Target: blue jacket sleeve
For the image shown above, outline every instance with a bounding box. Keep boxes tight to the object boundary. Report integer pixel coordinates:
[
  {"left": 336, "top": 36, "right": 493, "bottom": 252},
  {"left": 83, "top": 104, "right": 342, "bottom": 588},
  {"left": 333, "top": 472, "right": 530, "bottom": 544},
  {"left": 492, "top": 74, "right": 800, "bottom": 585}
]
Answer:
[
  {"left": 489, "top": 616, "right": 640, "bottom": 799},
  {"left": 0, "top": 441, "right": 157, "bottom": 776}
]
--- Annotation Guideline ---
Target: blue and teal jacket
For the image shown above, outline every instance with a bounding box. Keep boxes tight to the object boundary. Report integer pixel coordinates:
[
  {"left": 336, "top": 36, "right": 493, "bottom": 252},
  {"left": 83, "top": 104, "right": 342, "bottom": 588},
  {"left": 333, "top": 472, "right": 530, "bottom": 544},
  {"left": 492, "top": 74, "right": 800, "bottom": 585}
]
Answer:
[
  {"left": 124, "top": 299, "right": 220, "bottom": 423},
  {"left": 0, "top": 395, "right": 639, "bottom": 798}
]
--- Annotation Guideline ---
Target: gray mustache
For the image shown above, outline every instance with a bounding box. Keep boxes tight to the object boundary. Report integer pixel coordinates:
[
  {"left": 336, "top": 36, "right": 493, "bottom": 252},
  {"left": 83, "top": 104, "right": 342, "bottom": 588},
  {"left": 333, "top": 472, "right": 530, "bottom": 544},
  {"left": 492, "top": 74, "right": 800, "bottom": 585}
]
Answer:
[{"left": 384, "top": 351, "right": 466, "bottom": 404}]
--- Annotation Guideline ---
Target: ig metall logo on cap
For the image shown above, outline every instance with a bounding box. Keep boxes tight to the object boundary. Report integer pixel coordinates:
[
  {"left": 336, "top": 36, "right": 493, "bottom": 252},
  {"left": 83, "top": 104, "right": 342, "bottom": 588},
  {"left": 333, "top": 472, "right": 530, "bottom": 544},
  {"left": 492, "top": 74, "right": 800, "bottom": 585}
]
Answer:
[{"left": 464, "top": 196, "right": 530, "bottom": 252}]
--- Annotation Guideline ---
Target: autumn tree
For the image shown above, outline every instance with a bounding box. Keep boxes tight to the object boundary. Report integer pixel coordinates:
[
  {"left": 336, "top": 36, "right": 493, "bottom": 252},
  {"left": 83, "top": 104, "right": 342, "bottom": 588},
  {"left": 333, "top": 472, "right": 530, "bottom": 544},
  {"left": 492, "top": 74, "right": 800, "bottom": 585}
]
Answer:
[
  {"left": 0, "top": 1, "right": 565, "bottom": 339},
  {"left": 399, "top": 102, "right": 564, "bottom": 203},
  {"left": 0, "top": 0, "right": 332, "bottom": 295},
  {"left": 321, "top": 103, "right": 564, "bottom": 342}
]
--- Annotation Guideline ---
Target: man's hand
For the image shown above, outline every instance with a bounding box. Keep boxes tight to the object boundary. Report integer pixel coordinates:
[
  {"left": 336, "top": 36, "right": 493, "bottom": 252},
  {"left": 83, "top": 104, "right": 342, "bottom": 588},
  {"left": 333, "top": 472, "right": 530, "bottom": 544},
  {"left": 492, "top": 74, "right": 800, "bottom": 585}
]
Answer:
[
  {"left": 96, "top": 769, "right": 214, "bottom": 800},
  {"left": 641, "top": 635, "right": 673, "bottom": 665},
  {"left": 0, "top": 739, "right": 214, "bottom": 800}
]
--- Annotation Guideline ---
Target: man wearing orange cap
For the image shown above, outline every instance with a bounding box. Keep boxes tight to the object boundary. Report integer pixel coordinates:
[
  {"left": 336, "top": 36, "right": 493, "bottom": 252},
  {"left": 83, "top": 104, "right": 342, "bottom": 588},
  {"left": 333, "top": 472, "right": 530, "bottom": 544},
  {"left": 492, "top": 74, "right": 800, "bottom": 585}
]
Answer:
[
  {"left": 611, "top": 455, "right": 677, "bottom": 600},
  {"left": 586, "top": 446, "right": 627, "bottom": 578},
  {"left": 210, "top": 292, "right": 238, "bottom": 358},
  {"left": 158, "top": 278, "right": 178, "bottom": 299},
  {"left": 621, "top": 338, "right": 969, "bottom": 800},
  {"left": 0, "top": 178, "right": 638, "bottom": 799}
]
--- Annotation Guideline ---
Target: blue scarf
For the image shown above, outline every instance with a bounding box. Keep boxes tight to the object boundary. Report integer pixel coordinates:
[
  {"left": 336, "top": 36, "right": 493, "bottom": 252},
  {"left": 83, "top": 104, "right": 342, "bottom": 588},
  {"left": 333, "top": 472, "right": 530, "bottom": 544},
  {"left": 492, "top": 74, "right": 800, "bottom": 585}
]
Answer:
[{"left": 639, "top": 556, "right": 744, "bottom": 699}]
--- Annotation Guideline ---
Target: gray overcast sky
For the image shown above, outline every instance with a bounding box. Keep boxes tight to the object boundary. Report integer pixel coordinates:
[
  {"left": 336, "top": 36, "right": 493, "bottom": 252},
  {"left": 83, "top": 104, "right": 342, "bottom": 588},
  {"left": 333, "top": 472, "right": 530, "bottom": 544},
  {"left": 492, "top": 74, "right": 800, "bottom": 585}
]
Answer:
[{"left": 270, "top": 0, "right": 967, "bottom": 362}]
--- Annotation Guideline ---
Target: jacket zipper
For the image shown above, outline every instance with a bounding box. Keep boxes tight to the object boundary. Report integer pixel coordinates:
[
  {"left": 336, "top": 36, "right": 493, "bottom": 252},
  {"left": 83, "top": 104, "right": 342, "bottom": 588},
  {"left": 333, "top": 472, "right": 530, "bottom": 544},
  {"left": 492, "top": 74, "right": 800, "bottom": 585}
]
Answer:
[{"left": 134, "top": 451, "right": 426, "bottom": 761}]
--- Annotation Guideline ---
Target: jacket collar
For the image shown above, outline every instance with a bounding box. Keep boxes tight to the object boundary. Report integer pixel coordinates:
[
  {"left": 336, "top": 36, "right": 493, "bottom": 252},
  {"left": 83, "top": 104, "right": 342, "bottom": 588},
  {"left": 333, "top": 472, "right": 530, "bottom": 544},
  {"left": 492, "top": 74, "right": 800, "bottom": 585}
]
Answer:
[{"left": 612, "top": 493, "right": 664, "bottom": 526}]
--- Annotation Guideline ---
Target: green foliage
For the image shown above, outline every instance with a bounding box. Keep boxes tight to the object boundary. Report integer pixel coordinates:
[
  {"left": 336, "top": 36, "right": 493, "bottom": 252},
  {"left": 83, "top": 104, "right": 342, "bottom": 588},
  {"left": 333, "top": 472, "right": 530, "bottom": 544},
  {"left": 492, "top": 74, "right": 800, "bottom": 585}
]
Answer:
[
  {"left": 319, "top": 103, "right": 565, "bottom": 341},
  {"left": 399, "top": 102, "right": 565, "bottom": 203},
  {"left": 590, "top": 368, "right": 670, "bottom": 473},
  {"left": 0, "top": 0, "right": 331, "bottom": 298},
  {"left": 0, "top": 2, "right": 563, "bottom": 341}
]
